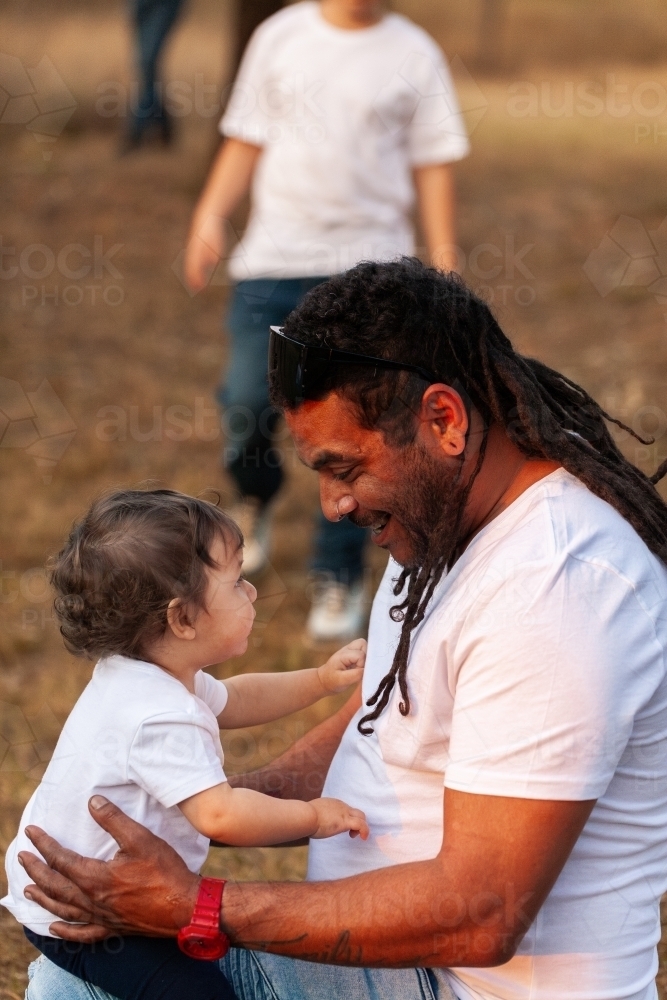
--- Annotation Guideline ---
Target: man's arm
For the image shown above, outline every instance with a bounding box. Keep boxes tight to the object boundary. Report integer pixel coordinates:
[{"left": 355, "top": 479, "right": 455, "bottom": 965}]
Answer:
[
  {"left": 19, "top": 786, "right": 594, "bottom": 966},
  {"left": 227, "top": 684, "right": 361, "bottom": 800},
  {"left": 413, "top": 162, "right": 458, "bottom": 273},
  {"left": 218, "top": 791, "right": 595, "bottom": 967}
]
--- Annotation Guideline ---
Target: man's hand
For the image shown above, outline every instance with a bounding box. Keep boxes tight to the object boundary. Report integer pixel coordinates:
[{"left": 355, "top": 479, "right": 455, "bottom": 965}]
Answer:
[
  {"left": 310, "top": 797, "right": 369, "bottom": 840},
  {"left": 19, "top": 795, "right": 199, "bottom": 942},
  {"left": 317, "top": 638, "right": 367, "bottom": 693}
]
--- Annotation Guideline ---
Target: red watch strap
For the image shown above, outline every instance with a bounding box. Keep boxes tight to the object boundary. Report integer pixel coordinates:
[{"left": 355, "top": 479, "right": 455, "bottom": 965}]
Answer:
[
  {"left": 177, "top": 877, "right": 230, "bottom": 960},
  {"left": 192, "top": 877, "right": 225, "bottom": 932}
]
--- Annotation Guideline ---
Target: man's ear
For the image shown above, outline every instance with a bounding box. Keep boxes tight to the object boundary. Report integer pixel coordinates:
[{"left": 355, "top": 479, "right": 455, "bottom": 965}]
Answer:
[
  {"left": 166, "top": 598, "right": 197, "bottom": 641},
  {"left": 418, "top": 383, "right": 469, "bottom": 457}
]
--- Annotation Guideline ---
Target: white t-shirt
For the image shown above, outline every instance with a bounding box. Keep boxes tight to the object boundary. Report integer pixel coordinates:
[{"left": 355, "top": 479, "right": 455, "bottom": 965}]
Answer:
[
  {"left": 308, "top": 469, "right": 667, "bottom": 1000},
  {"left": 220, "top": 1, "right": 470, "bottom": 280},
  {"left": 2, "top": 655, "right": 228, "bottom": 936}
]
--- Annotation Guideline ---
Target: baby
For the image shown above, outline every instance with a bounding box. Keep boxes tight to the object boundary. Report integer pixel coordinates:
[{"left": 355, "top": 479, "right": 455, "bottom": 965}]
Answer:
[{"left": 2, "top": 489, "right": 367, "bottom": 1000}]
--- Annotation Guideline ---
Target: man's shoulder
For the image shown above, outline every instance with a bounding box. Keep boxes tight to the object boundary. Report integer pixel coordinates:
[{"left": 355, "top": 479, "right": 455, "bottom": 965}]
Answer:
[
  {"left": 527, "top": 470, "right": 661, "bottom": 574},
  {"left": 483, "top": 469, "right": 647, "bottom": 558},
  {"left": 460, "top": 469, "right": 667, "bottom": 615}
]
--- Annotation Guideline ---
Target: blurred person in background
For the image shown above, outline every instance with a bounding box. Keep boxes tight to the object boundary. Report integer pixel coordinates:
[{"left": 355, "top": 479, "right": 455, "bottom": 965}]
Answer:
[
  {"left": 124, "top": 0, "right": 185, "bottom": 151},
  {"left": 184, "top": 0, "right": 470, "bottom": 643}
]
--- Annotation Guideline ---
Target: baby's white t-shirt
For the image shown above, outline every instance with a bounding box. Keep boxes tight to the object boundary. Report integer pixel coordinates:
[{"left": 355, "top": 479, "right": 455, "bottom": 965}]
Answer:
[
  {"left": 2, "top": 655, "right": 228, "bottom": 936},
  {"left": 220, "top": 1, "right": 470, "bottom": 280}
]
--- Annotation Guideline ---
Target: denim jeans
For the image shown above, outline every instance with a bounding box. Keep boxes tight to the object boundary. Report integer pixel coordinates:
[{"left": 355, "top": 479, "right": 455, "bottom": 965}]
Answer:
[
  {"left": 24, "top": 929, "right": 235, "bottom": 1000},
  {"left": 220, "top": 278, "right": 367, "bottom": 584},
  {"left": 26, "top": 950, "right": 460, "bottom": 1000},
  {"left": 130, "top": 0, "right": 184, "bottom": 137}
]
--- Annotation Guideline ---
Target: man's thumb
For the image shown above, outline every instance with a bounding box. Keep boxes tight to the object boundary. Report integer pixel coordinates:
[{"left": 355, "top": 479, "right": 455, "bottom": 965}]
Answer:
[{"left": 88, "top": 795, "right": 145, "bottom": 854}]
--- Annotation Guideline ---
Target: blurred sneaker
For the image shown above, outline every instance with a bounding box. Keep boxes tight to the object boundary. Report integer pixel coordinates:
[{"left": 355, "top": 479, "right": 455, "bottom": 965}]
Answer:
[
  {"left": 228, "top": 498, "right": 271, "bottom": 576},
  {"left": 119, "top": 111, "right": 174, "bottom": 156},
  {"left": 306, "top": 581, "right": 365, "bottom": 644}
]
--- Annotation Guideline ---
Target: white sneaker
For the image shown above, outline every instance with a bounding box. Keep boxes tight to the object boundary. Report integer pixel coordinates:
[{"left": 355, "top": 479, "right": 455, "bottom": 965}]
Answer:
[
  {"left": 306, "top": 580, "right": 365, "bottom": 644},
  {"left": 227, "top": 499, "right": 271, "bottom": 576}
]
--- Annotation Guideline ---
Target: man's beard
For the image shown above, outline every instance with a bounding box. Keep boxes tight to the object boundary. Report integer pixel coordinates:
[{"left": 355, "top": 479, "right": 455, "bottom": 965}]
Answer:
[{"left": 350, "top": 443, "right": 470, "bottom": 569}]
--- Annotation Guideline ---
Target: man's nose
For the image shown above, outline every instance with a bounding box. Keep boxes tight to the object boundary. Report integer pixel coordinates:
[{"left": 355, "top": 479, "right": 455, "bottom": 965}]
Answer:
[{"left": 319, "top": 478, "right": 359, "bottom": 522}]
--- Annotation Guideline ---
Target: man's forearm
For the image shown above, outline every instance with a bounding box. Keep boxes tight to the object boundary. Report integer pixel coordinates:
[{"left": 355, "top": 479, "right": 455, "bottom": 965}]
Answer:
[
  {"left": 227, "top": 687, "right": 361, "bottom": 800},
  {"left": 218, "top": 790, "right": 594, "bottom": 970},
  {"left": 221, "top": 857, "right": 509, "bottom": 969},
  {"left": 20, "top": 787, "right": 591, "bottom": 964}
]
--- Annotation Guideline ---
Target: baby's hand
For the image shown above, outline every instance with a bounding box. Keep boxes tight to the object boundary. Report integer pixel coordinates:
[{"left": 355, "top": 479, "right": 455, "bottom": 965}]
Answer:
[
  {"left": 317, "top": 638, "right": 367, "bottom": 694},
  {"left": 310, "top": 797, "right": 369, "bottom": 840}
]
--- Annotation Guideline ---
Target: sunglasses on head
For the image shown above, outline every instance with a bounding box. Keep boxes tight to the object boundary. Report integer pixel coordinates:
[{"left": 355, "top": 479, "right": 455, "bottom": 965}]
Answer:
[{"left": 269, "top": 326, "right": 454, "bottom": 407}]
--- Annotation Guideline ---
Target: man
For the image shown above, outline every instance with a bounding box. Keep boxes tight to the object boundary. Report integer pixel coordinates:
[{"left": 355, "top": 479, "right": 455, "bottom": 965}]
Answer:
[
  {"left": 21, "top": 261, "right": 667, "bottom": 1000},
  {"left": 184, "top": 0, "right": 468, "bottom": 641}
]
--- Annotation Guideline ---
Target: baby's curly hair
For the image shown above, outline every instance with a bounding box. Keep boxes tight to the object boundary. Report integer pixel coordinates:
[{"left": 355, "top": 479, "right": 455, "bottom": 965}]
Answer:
[{"left": 50, "top": 489, "right": 242, "bottom": 661}]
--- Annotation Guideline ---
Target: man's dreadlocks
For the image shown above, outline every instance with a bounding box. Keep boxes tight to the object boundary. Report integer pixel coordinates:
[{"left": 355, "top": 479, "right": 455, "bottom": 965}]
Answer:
[{"left": 270, "top": 258, "right": 667, "bottom": 735}]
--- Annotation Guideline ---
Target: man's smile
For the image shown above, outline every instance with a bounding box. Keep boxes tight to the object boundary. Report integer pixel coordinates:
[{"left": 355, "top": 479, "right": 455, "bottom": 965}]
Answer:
[
  {"left": 369, "top": 513, "right": 391, "bottom": 544},
  {"left": 348, "top": 509, "right": 393, "bottom": 546},
  {"left": 371, "top": 512, "right": 389, "bottom": 531}
]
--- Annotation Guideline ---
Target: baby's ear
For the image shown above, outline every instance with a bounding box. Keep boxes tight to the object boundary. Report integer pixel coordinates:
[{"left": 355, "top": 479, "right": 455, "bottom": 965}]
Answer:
[{"left": 166, "top": 598, "right": 197, "bottom": 641}]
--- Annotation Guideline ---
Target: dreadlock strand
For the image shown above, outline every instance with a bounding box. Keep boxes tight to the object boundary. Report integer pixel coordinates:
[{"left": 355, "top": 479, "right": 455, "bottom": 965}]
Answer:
[
  {"left": 504, "top": 388, "right": 667, "bottom": 556},
  {"left": 651, "top": 457, "right": 667, "bottom": 486},
  {"left": 358, "top": 429, "right": 489, "bottom": 735},
  {"left": 525, "top": 357, "right": 654, "bottom": 448}
]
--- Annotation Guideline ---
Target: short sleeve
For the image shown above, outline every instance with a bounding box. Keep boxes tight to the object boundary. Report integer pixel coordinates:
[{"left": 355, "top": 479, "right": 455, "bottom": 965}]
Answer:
[
  {"left": 398, "top": 47, "right": 471, "bottom": 165},
  {"left": 128, "top": 713, "right": 226, "bottom": 809},
  {"left": 194, "top": 671, "right": 228, "bottom": 717},
  {"left": 444, "top": 558, "right": 663, "bottom": 801},
  {"left": 219, "top": 20, "right": 274, "bottom": 145}
]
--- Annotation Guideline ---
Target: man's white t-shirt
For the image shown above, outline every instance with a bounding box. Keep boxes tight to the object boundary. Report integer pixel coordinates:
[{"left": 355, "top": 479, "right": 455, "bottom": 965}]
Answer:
[
  {"left": 2, "top": 656, "right": 228, "bottom": 936},
  {"left": 220, "top": 1, "right": 470, "bottom": 280},
  {"left": 308, "top": 469, "right": 667, "bottom": 1000}
]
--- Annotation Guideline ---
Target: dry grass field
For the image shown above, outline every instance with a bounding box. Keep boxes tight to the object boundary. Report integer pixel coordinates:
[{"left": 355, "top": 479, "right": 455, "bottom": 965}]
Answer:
[{"left": 2, "top": 0, "right": 667, "bottom": 995}]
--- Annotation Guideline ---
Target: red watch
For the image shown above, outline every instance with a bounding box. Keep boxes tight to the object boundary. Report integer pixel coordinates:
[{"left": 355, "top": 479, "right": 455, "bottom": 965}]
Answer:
[{"left": 177, "top": 877, "right": 230, "bottom": 960}]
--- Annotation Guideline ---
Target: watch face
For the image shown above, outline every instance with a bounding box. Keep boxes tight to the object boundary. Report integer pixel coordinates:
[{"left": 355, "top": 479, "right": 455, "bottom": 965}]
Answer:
[{"left": 177, "top": 926, "right": 229, "bottom": 961}]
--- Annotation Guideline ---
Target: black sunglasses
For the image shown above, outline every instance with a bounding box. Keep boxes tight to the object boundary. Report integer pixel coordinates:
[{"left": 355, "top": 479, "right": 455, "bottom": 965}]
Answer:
[{"left": 269, "top": 326, "right": 454, "bottom": 406}]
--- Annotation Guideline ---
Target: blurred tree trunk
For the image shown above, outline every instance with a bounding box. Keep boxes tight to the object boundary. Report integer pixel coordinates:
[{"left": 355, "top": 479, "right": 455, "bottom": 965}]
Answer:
[
  {"left": 477, "top": 0, "right": 508, "bottom": 72},
  {"left": 230, "top": 0, "right": 284, "bottom": 81}
]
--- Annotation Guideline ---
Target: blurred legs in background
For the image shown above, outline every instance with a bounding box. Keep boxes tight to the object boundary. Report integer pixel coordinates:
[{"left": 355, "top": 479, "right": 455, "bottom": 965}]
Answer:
[
  {"left": 126, "top": 0, "right": 185, "bottom": 150},
  {"left": 219, "top": 277, "right": 367, "bottom": 643}
]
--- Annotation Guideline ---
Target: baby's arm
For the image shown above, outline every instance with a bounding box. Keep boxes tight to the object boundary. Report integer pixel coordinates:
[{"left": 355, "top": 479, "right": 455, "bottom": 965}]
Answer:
[
  {"left": 178, "top": 782, "right": 369, "bottom": 846},
  {"left": 217, "top": 639, "right": 366, "bottom": 729}
]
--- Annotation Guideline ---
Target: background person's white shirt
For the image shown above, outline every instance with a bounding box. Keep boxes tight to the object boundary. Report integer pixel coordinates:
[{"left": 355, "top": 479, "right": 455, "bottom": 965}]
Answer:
[
  {"left": 308, "top": 469, "right": 667, "bottom": 1000},
  {"left": 220, "top": 1, "right": 470, "bottom": 280},
  {"left": 2, "top": 655, "right": 228, "bottom": 936}
]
